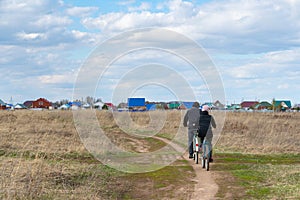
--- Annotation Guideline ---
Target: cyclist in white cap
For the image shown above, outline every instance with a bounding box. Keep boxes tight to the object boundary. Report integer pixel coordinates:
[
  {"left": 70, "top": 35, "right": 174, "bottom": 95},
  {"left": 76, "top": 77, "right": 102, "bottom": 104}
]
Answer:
[{"left": 198, "top": 105, "right": 216, "bottom": 162}]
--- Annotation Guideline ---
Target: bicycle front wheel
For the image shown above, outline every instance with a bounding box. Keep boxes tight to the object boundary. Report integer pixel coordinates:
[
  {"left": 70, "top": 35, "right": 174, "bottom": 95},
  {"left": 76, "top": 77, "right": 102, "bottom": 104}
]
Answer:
[{"left": 205, "top": 158, "right": 209, "bottom": 171}]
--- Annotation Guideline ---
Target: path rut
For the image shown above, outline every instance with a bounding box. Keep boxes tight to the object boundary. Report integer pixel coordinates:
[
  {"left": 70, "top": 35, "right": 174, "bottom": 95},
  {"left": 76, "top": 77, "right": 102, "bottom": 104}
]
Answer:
[{"left": 154, "top": 136, "right": 219, "bottom": 200}]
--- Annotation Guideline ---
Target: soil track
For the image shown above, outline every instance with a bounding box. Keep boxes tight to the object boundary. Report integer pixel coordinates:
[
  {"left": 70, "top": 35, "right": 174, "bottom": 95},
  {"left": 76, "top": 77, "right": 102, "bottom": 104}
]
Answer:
[{"left": 154, "top": 136, "right": 219, "bottom": 200}]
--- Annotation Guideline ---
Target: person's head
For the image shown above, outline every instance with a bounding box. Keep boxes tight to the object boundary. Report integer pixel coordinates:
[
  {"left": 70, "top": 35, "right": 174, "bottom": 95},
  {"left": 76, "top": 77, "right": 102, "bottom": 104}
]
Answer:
[
  {"left": 202, "top": 105, "right": 209, "bottom": 112},
  {"left": 192, "top": 102, "right": 200, "bottom": 108}
]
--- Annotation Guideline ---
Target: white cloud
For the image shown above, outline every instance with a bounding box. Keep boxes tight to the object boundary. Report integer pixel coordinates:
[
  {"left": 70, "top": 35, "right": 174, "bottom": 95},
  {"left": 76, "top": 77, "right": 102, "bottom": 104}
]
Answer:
[
  {"left": 1, "top": 0, "right": 300, "bottom": 103},
  {"left": 39, "top": 73, "right": 75, "bottom": 84},
  {"left": 80, "top": 0, "right": 300, "bottom": 54},
  {"left": 0, "top": 0, "right": 91, "bottom": 48},
  {"left": 277, "top": 84, "right": 289, "bottom": 89},
  {"left": 227, "top": 49, "right": 300, "bottom": 79},
  {"left": 128, "top": 2, "right": 151, "bottom": 12},
  {"left": 32, "top": 14, "right": 72, "bottom": 28},
  {"left": 221, "top": 48, "right": 300, "bottom": 102},
  {"left": 66, "top": 6, "right": 98, "bottom": 17},
  {"left": 264, "top": 50, "right": 300, "bottom": 64},
  {"left": 16, "top": 31, "right": 46, "bottom": 41},
  {"left": 117, "top": 0, "right": 136, "bottom": 6}
]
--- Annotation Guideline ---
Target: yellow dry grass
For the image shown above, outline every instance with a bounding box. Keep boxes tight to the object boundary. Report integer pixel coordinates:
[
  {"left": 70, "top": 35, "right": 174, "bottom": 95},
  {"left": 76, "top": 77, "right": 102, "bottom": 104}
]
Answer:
[
  {"left": 217, "top": 111, "right": 300, "bottom": 153},
  {"left": 0, "top": 110, "right": 299, "bottom": 199},
  {"left": 1, "top": 110, "right": 299, "bottom": 157}
]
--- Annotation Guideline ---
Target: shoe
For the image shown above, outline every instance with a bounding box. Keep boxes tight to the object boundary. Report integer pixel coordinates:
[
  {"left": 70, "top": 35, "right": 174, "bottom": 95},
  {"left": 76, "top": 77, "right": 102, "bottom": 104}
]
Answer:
[
  {"left": 209, "top": 158, "right": 214, "bottom": 162},
  {"left": 189, "top": 155, "right": 193, "bottom": 159}
]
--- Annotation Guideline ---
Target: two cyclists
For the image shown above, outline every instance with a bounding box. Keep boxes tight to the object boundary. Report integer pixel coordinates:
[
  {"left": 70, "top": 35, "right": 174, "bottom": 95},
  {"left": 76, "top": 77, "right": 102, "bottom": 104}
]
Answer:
[{"left": 183, "top": 103, "right": 216, "bottom": 162}]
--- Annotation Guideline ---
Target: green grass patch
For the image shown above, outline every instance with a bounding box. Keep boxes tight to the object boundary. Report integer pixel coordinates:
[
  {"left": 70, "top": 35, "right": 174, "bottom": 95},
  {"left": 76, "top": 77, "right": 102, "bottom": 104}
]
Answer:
[
  {"left": 213, "top": 152, "right": 300, "bottom": 199},
  {"left": 216, "top": 152, "right": 300, "bottom": 164},
  {"left": 125, "top": 164, "right": 194, "bottom": 199},
  {"left": 156, "top": 132, "right": 175, "bottom": 140},
  {"left": 0, "top": 149, "right": 97, "bottom": 163},
  {"left": 143, "top": 137, "right": 166, "bottom": 151}
]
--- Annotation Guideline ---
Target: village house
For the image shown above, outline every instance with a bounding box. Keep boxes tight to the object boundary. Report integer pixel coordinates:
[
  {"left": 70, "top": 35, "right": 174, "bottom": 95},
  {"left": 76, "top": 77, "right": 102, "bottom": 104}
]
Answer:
[
  {"left": 273, "top": 100, "right": 292, "bottom": 112},
  {"left": 104, "top": 103, "right": 117, "bottom": 111},
  {"left": 292, "top": 104, "right": 300, "bottom": 111},
  {"left": 227, "top": 104, "right": 241, "bottom": 110},
  {"left": 178, "top": 102, "right": 194, "bottom": 110},
  {"left": 23, "top": 101, "right": 34, "bottom": 108},
  {"left": 14, "top": 103, "right": 27, "bottom": 109},
  {"left": 213, "top": 100, "right": 225, "bottom": 109},
  {"left": 202, "top": 102, "right": 215, "bottom": 109},
  {"left": 168, "top": 101, "right": 180, "bottom": 109},
  {"left": 254, "top": 101, "right": 272, "bottom": 110},
  {"left": 32, "top": 98, "right": 52, "bottom": 109},
  {"left": 240, "top": 101, "right": 259, "bottom": 110},
  {"left": 94, "top": 101, "right": 105, "bottom": 110},
  {"left": 0, "top": 99, "right": 6, "bottom": 110}
]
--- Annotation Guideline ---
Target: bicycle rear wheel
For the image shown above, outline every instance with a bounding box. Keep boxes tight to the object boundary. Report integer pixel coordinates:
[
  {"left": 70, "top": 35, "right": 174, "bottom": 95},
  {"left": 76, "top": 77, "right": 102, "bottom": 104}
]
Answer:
[
  {"left": 194, "top": 152, "right": 199, "bottom": 164},
  {"left": 201, "top": 156, "right": 205, "bottom": 168}
]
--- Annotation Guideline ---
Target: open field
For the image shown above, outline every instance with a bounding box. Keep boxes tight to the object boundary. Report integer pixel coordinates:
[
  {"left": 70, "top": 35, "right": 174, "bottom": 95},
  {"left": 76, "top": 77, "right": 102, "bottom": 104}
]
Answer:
[
  {"left": 216, "top": 111, "right": 300, "bottom": 153},
  {"left": 0, "top": 110, "right": 299, "bottom": 199},
  {"left": 0, "top": 110, "right": 193, "bottom": 199}
]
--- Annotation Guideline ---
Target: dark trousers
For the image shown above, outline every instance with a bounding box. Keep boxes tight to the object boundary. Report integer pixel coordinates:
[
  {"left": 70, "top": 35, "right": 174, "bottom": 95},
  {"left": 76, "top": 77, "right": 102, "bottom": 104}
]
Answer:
[{"left": 188, "top": 129, "right": 195, "bottom": 156}]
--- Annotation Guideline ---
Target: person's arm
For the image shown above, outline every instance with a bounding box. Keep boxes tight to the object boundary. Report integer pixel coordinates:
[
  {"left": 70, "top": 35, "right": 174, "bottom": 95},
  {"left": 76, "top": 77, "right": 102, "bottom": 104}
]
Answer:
[
  {"left": 183, "top": 110, "right": 189, "bottom": 127},
  {"left": 211, "top": 116, "right": 216, "bottom": 128}
]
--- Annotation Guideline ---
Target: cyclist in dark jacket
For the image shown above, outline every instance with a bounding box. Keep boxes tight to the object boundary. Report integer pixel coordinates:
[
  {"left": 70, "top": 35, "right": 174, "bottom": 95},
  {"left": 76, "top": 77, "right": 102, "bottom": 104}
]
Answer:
[
  {"left": 198, "top": 105, "right": 216, "bottom": 162},
  {"left": 183, "top": 102, "right": 201, "bottom": 159}
]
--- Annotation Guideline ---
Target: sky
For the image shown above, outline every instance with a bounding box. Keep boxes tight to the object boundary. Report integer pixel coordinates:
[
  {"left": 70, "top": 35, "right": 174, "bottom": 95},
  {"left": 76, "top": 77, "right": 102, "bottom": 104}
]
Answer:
[{"left": 0, "top": 0, "right": 299, "bottom": 105}]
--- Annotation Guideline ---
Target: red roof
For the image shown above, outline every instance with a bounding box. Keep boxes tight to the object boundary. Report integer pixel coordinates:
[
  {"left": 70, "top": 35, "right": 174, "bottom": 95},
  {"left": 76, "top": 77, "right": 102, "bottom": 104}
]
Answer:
[
  {"left": 105, "top": 103, "right": 114, "bottom": 107},
  {"left": 241, "top": 101, "right": 259, "bottom": 108},
  {"left": 32, "top": 98, "right": 52, "bottom": 109}
]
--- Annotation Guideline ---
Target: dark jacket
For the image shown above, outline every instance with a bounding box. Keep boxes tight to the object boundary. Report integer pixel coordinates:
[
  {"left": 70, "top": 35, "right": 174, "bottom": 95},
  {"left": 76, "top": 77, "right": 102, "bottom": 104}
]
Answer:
[
  {"left": 198, "top": 111, "right": 216, "bottom": 140},
  {"left": 183, "top": 107, "right": 201, "bottom": 130}
]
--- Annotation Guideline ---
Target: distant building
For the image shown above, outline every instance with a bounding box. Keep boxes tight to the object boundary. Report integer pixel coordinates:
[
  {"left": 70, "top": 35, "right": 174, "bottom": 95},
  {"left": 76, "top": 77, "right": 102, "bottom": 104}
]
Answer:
[
  {"left": 23, "top": 101, "right": 34, "bottom": 108},
  {"left": 32, "top": 98, "right": 52, "bottom": 109},
  {"left": 82, "top": 103, "right": 91, "bottom": 109},
  {"left": 14, "top": 103, "right": 27, "bottom": 109},
  {"left": 146, "top": 103, "right": 156, "bottom": 111},
  {"left": 0, "top": 99, "right": 6, "bottom": 110},
  {"left": 168, "top": 101, "right": 180, "bottom": 109},
  {"left": 240, "top": 101, "right": 259, "bottom": 110},
  {"left": 128, "top": 98, "right": 146, "bottom": 111},
  {"left": 213, "top": 100, "right": 225, "bottom": 109},
  {"left": 94, "top": 101, "right": 104, "bottom": 110},
  {"left": 105, "top": 103, "right": 117, "bottom": 111},
  {"left": 128, "top": 98, "right": 145, "bottom": 106},
  {"left": 68, "top": 102, "right": 81, "bottom": 110},
  {"left": 292, "top": 104, "right": 300, "bottom": 112},
  {"left": 117, "top": 102, "right": 128, "bottom": 109},
  {"left": 273, "top": 100, "right": 292, "bottom": 112},
  {"left": 254, "top": 101, "right": 272, "bottom": 110},
  {"left": 227, "top": 104, "right": 241, "bottom": 110},
  {"left": 178, "top": 102, "right": 194, "bottom": 110},
  {"left": 59, "top": 104, "right": 70, "bottom": 110},
  {"left": 6, "top": 104, "right": 13, "bottom": 110}
]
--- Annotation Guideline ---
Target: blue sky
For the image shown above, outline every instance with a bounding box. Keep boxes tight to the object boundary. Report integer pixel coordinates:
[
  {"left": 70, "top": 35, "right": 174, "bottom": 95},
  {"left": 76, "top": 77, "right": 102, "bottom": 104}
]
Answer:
[{"left": 0, "top": 0, "right": 299, "bottom": 105}]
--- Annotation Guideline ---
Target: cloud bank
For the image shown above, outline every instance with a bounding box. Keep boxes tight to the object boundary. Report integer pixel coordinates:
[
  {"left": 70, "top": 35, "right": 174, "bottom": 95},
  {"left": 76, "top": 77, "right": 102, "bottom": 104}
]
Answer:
[{"left": 0, "top": 0, "right": 299, "bottom": 104}]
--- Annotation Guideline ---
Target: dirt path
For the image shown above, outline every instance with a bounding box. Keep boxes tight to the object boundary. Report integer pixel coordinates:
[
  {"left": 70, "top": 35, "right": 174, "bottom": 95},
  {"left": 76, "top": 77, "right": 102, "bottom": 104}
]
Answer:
[{"left": 154, "top": 136, "right": 219, "bottom": 200}]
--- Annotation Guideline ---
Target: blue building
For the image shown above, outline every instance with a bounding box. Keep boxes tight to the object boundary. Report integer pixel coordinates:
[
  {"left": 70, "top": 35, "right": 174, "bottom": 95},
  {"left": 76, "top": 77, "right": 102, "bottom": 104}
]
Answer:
[
  {"left": 146, "top": 103, "right": 156, "bottom": 111},
  {"left": 128, "top": 98, "right": 146, "bottom": 111}
]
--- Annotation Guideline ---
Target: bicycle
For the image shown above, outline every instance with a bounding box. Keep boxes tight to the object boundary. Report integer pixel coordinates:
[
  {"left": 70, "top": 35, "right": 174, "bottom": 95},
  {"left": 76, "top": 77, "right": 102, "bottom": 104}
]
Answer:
[
  {"left": 192, "top": 131, "right": 201, "bottom": 164},
  {"left": 201, "top": 138, "right": 211, "bottom": 171}
]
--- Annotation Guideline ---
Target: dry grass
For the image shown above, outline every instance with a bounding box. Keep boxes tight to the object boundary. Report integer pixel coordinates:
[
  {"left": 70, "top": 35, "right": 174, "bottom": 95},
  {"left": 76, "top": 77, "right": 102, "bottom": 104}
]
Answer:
[
  {"left": 1, "top": 110, "right": 299, "bottom": 199},
  {"left": 0, "top": 110, "right": 84, "bottom": 154},
  {"left": 0, "top": 110, "right": 193, "bottom": 199},
  {"left": 216, "top": 112, "right": 300, "bottom": 153}
]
